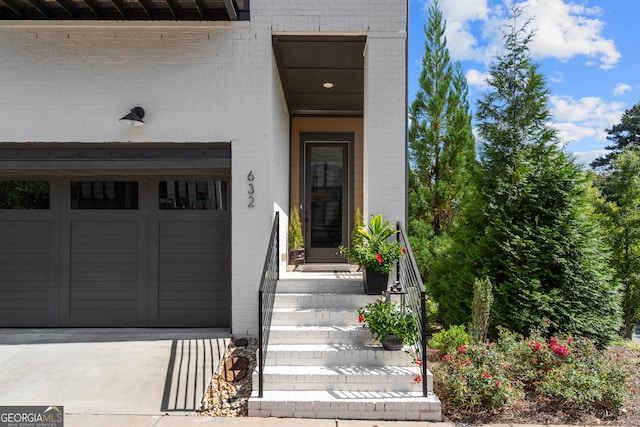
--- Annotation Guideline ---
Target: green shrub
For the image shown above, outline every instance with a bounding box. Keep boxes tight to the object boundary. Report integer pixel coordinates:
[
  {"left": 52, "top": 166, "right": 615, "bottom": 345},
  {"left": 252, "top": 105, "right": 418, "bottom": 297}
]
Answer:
[
  {"left": 470, "top": 277, "right": 493, "bottom": 342},
  {"left": 288, "top": 209, "right": 304, "bottom": 250},
  {"left": 428, "top": 324, "right": 469, "bottom": 356}
]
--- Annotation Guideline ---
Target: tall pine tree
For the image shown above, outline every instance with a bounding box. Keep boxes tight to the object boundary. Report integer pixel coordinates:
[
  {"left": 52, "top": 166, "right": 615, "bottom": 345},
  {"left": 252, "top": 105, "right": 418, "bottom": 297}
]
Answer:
[
  {"left": 408, "top": 0, "right": 475, "bottom": 278},
  {"left": 591, "top": 102, "right": 640, "bottom": 170},
  {"left": 429, "top": 9, "right": 620, "bottom": 347}
]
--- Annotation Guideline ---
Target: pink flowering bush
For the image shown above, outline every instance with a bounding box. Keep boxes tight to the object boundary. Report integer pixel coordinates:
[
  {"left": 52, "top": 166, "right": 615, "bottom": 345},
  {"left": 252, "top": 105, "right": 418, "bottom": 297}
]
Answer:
[
  {"left": 434, "top": 338, "right": 524, "bottom": 409},
  {"left": 434, "top": 328, "right": 631, "bottom": 411}
]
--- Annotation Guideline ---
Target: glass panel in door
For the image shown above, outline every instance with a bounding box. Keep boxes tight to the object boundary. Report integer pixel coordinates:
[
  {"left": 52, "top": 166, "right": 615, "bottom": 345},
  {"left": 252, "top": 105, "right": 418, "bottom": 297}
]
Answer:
[{"left": 304, "top": 142, "right": 349, "bottom": 263}]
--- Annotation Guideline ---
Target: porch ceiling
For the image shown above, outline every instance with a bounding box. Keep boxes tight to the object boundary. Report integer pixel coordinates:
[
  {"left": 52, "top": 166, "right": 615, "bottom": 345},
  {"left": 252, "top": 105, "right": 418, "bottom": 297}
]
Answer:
[
  {"left": 0, "top": 0, "right": 248, "bottom": 21},
  {"left": 273, "top": 35, "right": 366, "bottom": 117}
]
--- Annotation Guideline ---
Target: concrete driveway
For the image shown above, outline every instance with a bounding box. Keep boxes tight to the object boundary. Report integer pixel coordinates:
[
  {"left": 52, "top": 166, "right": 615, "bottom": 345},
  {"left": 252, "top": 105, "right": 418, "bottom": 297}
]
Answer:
[{"left": 0, "top": 329, "right": 230, "bottom": 416}]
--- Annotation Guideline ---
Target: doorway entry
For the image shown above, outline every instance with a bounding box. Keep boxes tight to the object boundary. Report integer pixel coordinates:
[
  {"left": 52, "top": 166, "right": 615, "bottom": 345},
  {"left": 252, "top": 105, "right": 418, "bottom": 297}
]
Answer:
[{"left": 302, "top": 134, "right": 353, "bottom": 263}]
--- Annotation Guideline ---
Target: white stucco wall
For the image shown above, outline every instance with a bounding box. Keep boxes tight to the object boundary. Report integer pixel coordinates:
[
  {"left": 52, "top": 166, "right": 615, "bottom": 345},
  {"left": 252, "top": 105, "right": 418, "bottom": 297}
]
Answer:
[{"left": 0, "top": 0, "right": 407, "bottom": 336}]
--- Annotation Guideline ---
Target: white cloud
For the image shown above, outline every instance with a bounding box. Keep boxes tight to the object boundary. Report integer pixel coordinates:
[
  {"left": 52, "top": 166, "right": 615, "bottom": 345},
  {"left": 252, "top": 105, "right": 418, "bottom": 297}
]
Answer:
[
  {"left": 552, "top": 121, "right": 601, "bottom": 145},
  {"left": 519, "top": 0, "right": 621, "bottom": 69},
  {"left": 466, "top": 69, "right": 491, "bottom": 90},
  {"left": 549, "top": 71, "right": 563, "bottom": 83},
  {"left": 437, "top": 0, "right": 621, "bottom": 69},
  {"left": 549, "top": 95, "right": 625, "bottom": 148},
  {"left": 613, "top": 83, "right": 631, "bottom": 96},
  {"left": 569, "top": 149, "right": 609, "bottom": 166}
]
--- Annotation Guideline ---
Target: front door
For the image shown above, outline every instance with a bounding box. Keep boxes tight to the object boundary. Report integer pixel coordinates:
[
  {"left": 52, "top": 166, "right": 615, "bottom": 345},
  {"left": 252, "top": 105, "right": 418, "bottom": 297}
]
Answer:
[{"left": 303, "top": 136, "right": 352, "bottom": 263}]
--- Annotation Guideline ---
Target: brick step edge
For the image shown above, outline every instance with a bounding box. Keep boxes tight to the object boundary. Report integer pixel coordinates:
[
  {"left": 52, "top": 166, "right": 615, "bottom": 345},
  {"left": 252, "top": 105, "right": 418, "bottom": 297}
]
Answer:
[
  {"left": 251, "top": 365, "right": 429, "bottom": 392},
  {"left": 248, "top": 390, "right": 441, "bottom": 421}
]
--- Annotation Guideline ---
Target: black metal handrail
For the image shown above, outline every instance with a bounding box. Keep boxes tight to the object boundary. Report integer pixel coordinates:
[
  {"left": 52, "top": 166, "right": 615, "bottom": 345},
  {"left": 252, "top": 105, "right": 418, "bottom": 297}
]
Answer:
[
  {"left": 396, "top": 221, "right": 428, "bottom": 397},
  {"left": 258, "top": 211, "right": 280, "bottom": 398}
]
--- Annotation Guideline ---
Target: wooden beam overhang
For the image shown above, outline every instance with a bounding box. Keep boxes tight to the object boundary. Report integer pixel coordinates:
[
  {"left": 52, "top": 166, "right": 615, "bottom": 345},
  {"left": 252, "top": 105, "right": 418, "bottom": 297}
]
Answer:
[{"left": 0, "top": 0, "right": 248, "bottom": 20}]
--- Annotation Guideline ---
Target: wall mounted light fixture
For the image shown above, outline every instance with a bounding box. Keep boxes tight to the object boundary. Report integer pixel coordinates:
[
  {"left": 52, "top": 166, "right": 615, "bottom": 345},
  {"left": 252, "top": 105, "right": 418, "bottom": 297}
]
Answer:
[{"left": 119, "top": 107, "right": 145, "bottom": 126}]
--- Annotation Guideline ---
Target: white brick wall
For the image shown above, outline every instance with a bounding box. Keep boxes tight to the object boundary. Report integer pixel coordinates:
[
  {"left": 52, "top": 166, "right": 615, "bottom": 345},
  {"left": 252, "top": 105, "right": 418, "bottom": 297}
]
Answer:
[
  {"left": 0, "top": 0, "right": 407, "bottom": 336},
  {"left": 363, "top": 33, "right": 407, "bottom": 224}
]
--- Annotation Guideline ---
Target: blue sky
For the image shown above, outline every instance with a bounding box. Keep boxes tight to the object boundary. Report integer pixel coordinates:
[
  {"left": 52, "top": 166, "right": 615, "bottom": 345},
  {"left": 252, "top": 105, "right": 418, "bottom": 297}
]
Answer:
[{"left": 408, "top": 0, "right": 639, "bottom": 166}]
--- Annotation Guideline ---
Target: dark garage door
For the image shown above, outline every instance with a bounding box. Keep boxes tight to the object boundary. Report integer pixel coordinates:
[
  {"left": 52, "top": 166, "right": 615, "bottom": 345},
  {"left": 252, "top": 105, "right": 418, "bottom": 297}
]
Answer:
[{"left": 0, "top": 175, "right": 231, "bottom": 328}]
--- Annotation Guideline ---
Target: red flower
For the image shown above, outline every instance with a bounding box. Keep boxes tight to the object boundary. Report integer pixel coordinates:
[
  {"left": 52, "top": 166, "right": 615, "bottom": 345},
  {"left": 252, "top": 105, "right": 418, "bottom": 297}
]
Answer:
[
  {"left": 463, "top": 359, "right": 472, "bottom": 366},
  {"left": 415, "top": 358, "right": 422, "bottom": 367},
  {"left": 358, "top": 314, "right": 365, "bottom": 323},
  {"left": 442, "top": 354, "right": 453, "bottom": 362},
  {"left": 530, "top": 341, "right": 542, "bottom": 353},
  {"left": 457, "top": 345, "right": 468, "bottom": 355},
  {"left": 552, "top": 345, "right": 569, "bottom": 357},
  {"left": 375, "top": 253, "right": 384, "bottom": 264},
  {"left": 401, "top": 247, "right": 407, "bottom": 254},
  {"left": 632, "top": 388, "right": 637, "bottom": 394},
  {"left": 483, "top": 372, "right": 491, "bottom": 379},
  {"left": 413, "top": 375, "right": 422, "bottom": 383},
  {"left": 495, "top": 380, "right": 501, "bottom": 388}
]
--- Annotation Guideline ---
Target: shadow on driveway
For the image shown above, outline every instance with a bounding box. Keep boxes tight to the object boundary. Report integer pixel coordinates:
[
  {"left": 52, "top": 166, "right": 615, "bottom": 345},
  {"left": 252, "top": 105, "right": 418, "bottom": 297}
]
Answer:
[{"left": 0, "top": 329, "right": 231, "bottom": 415}]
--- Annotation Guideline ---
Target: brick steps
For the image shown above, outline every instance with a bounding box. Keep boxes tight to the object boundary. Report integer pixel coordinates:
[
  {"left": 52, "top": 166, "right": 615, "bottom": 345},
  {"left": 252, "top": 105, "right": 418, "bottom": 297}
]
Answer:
[
  {"left": 268, "top": 325, "right": 370, "bottom": 344},
  {"left": 248, "top": 272, "right": 441, "bottom": 421},
  {"left": 249, "top": 390, "right": 441, "bottom": 420},
  {"left": 262, "top": 343, "right": 417, "bottom": 366},
  {"left": 254, "top": 365, "right": 424, "bottom": 392}
]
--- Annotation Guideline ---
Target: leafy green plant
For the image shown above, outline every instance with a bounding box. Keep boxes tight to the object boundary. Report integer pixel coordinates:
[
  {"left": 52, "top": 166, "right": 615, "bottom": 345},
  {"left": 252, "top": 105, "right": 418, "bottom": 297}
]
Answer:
[
  {"left": 340, "top": 214, "right": 402, "bottom": 274},
  {"left": 428, "top": 324, "right": 469, "bottom": 356},
  {"left": 356, "top": 213, "right": 398, "bottom": 246},
  {"left": 470, "top": 277, "right": 493, "bottom": 343},
  {"left": 351, "top": 208, "right": 364, "bottom": 248},
  {"left": 357, "top": 295, "right": 419, "bottom": 345},
  {"left": 288, "top": 208, "right": 304, "bottom": 250}
]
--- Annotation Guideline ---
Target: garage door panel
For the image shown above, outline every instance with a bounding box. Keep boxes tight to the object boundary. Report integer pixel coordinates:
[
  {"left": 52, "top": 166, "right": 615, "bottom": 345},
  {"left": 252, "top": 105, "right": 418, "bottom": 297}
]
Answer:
[
  {"left": 0, "top": 171, "right": 231, "bottom": 328},
  {"left": 70, "top": 262, "right": 138, "bottom": 273},
  {"left": 0, "top": 253, "right": 50, "bottom": 263},
  {"left": 0, "top": 238, "right": 49, "bottom": 252},
  {"left": 156, "top": 219, "right": 230, "bottom": 327},
  {"left": 0, "top": 293, "right": 48, "bottom": 307},
  {"left": 0, "top": 221, "right": 49, "bottom": 235},
  {"left": 158, "top": 252, "right": 223, "bottom": 264},
  {"left": 160, "top": 221, "right": 228, "bottom": 234},
  {"left": 71, "top": 253, "right": 136, "bottom": 263},
  {"left": 0, "top": 309, "right": 49, "bottom": 326},
  {"left": 68, "top": 220, "right": 140, "bottom": 326},
  {"left": 160, "top": 245, "right": 228, "bottom": 256},
  {"left": 70, "top": 298, "right": 137, "bottom": 309},
  {"left": 68, "top": 310, "right": 137, "bottom": 325},
  {"left": 0, "top": 220, "right": 52, "bottom": 326}
]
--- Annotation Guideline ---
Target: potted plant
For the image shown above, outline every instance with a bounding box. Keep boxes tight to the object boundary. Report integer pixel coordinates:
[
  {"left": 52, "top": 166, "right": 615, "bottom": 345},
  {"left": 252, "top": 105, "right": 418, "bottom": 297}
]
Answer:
[
  {"left": 288, "top": 208, "right": 305, "bottom": 266},
  {"left": 357, "top": 295, "right": 419, "bottom": 350},
  {"left": 339, "top": 214, "right": 402, "bottom": 294}
]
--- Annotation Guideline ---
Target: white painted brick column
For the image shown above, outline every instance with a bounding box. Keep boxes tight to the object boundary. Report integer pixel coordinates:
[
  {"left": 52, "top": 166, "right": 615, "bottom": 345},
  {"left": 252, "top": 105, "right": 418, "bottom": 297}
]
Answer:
[{"left": 363, "top": 31, "right": 407, "bottom": 224}]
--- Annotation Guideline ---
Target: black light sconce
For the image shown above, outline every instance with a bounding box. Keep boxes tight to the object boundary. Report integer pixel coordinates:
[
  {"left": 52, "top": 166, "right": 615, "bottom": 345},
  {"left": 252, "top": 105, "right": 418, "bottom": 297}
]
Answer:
[{"left": 119, "top": 107, "right": 145, "bottom": 126}]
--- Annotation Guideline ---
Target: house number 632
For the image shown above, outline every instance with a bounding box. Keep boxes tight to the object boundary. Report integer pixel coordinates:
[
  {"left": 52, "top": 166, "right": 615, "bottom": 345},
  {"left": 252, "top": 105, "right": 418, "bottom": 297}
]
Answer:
[{"left": 247, "top": 171, "right": 255, "bottom": 207}]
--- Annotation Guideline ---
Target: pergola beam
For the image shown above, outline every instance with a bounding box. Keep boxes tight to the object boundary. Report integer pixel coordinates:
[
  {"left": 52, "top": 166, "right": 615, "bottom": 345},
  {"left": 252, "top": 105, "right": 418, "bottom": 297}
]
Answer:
[
  {"left": 1, "top": 0, "right": 25, "bottom": 17},
  {"left": 222, "top": 0, "right": 236, "bottom": 20}
]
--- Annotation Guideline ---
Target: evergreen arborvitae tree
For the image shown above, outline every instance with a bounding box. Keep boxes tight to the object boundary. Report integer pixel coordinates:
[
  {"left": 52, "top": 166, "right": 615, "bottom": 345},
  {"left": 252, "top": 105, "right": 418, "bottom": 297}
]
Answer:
[
  {"left": 408, "top": 0, "right": 475, "bottom": 278},
  {"left": 429, "top": 9, "right": 621, "bottom": 347},
  {"left": 591, "top": 102, "right": 640, "bottom": 170}
]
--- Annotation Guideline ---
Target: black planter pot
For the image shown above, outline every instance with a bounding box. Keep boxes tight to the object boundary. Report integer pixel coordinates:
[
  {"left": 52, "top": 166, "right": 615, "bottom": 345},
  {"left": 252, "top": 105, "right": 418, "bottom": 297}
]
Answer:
[
  {"left": 363, "top": 269, "right": 389, "bottom": 295},
  {"left": 382, "top": 334, "right": 404, "bottom": 351}
]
